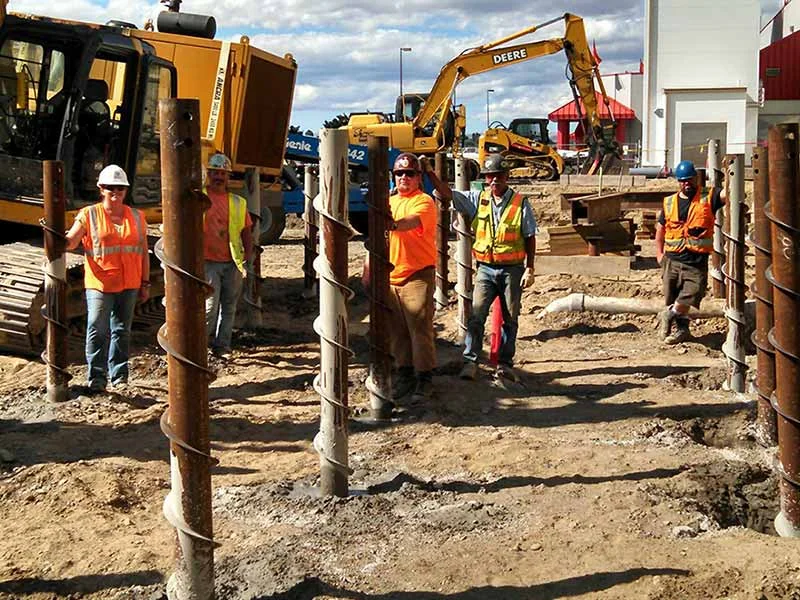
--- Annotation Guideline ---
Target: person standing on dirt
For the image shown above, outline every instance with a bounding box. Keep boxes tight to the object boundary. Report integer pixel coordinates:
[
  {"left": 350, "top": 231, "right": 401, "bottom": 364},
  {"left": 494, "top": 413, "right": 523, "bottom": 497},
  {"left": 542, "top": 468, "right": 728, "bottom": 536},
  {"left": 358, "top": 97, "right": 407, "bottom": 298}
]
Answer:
[
  {"left": 65, "top": 165, "right": 150, "bottom": 393},
  {"left": 655, "top": 160, "right": 725, "bottom": 344},
  {"left": 424, "top": 153, "right": 536, "bottom": 383},
  {"left": 384, "top": 152, "right": 438, "bottom": 402},
  {"left": 203, "top": 152, "right": 253, "bottom": 359}
]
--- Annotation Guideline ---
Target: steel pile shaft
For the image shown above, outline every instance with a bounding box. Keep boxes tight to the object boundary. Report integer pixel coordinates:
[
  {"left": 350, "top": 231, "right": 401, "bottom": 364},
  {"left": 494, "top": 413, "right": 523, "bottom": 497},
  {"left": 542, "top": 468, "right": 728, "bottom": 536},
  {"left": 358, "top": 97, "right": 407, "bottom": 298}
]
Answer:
[
  {"left": 767, "top": 124, "right": 800, "bottom": 538},
  {"left": 312, "top": 128, "right": 352, "bottom": 497},
  {"left": 42, "top": 161, "right": 70, "bottom": 402},
  {"left": 241, "top": 168, "right": 262, "bottom": 327},
  {"left": 751, "top": 146, "right": 778, "bottom": 446},
  {"left": 158, "top": 99, "right": 216, "bottom": 599},
  {"left": 434, "top": 152, "right": 450, "bottom": 311},
  {"left": 365, "top": 136, "right": 393, "bottom": 420},
  {"left": 303, "top": 169, "right": 319, "bottom": 292},
  {"left": 722, "top": 155, "right": 748, "bottom": 393},
  {"left": 453, "top": 158, "right": 473, "bottom": 343},
  {"left": 708, "top": 139, "right": 726, "bottom": 298}
]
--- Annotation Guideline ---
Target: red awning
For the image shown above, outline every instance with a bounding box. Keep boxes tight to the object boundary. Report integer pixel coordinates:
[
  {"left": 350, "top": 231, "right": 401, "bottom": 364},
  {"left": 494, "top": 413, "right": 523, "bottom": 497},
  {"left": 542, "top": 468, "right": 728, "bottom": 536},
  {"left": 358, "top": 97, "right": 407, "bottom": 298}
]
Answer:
[{"left": 548, "top": 92, "right": 636, "bottom": 121}]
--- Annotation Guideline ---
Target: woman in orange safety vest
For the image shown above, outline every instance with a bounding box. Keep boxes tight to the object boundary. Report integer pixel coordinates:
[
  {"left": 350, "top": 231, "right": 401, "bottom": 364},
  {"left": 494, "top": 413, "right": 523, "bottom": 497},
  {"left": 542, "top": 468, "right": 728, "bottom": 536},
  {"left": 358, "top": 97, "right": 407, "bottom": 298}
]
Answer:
[{"left": 66, "top": 165, "right": 150, "bottom": 393}]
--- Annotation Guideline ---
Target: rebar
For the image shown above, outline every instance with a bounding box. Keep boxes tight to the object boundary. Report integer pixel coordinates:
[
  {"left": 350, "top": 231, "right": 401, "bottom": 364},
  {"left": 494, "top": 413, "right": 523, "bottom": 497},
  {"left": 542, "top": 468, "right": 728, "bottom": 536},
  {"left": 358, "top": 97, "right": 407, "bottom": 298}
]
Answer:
[
  {"left": 751, "top": 145, "right": 778, "bottom": 446},
  {"left": 41, "top": 161, "right": 70, "bottom": 403},
  {"left": 312, "top": 128, "right": 353, "bottom": 497},
  {"left": 708, "top": 139, "right": 726, "bottom": 298},
  {"left": 453, "top": 158, "right": 473, "bottom": 343},
  {"left": 157, "top": 98, "right": 217, "bottom": 599},
  {"left": 364, "top": 136, "right": 393, "bottom": 421},
  {"left": 303, "top": 168, "right": 319, "bottom": 294},
  {"left": 434, "top": 152, "right": 450, "bottom": 312},
  {"left": 722, "top": 155, "right": 748, "bottom": 393},
  {"left": 767, "top": 123, "right": 800, "bottom": 538}
]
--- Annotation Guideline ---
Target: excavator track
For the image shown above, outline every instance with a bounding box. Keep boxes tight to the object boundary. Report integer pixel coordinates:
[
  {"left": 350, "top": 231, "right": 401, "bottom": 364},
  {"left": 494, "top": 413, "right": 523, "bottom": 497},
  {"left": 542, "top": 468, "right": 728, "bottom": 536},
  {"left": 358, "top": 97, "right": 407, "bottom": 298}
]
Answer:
[{"left": 0, "top": 238, "right": 164, "bottom": 357}]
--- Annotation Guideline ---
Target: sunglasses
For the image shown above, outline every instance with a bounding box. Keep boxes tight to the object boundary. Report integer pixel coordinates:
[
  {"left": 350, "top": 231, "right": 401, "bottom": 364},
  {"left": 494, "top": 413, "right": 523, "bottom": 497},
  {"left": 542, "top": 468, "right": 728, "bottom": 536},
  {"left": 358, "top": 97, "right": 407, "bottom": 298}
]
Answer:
[
  {"left": 394, "top": 170, "right": 418, "bottom": 177},
  {"left": 101, "top": 185, "right": 127, "bottom": 192}
]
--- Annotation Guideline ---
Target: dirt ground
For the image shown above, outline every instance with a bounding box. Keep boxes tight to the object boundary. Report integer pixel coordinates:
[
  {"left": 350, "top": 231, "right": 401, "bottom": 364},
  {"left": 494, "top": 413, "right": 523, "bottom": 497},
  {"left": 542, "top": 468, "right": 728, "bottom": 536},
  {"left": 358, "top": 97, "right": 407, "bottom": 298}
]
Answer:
[{"left": 2, "top": 180, "right": 799, "bottom": 600}]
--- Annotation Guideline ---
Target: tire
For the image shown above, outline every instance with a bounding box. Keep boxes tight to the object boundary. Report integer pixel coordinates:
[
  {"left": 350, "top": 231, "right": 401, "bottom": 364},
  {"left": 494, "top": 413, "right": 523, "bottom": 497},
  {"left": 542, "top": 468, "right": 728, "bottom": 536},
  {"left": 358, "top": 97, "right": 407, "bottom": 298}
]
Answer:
[
  {"left": 259, "top": 206, "right": 286, "bottom": 245},
  {"left": 349, "top": 211, "right": 369, "bottom": 236}
]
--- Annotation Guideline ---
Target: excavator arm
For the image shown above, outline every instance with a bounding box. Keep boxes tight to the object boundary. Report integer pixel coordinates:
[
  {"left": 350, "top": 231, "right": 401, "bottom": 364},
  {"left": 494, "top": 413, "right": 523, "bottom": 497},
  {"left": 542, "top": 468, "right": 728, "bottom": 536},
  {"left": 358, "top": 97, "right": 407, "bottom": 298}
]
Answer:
[{"left": 344, "top": 12, "right": 621, "bottom": 169}]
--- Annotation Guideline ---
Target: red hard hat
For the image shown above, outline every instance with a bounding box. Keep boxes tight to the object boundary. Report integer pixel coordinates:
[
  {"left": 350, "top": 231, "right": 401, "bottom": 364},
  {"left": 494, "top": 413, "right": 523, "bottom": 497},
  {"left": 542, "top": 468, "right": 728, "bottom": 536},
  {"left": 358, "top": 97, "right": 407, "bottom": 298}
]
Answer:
[{"left": 392, "top": 153, "right": 421, "bottom": 173}]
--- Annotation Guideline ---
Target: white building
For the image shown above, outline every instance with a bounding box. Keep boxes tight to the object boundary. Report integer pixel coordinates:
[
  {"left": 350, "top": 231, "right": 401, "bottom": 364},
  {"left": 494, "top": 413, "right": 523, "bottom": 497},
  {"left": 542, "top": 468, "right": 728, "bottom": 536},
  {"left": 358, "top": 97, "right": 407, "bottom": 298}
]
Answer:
[
  {"left": 760, "top": 0, "right": 800, "bottom": 47},
  {"left": 641, "top": 0, "right": 761, "bottom": 168}
]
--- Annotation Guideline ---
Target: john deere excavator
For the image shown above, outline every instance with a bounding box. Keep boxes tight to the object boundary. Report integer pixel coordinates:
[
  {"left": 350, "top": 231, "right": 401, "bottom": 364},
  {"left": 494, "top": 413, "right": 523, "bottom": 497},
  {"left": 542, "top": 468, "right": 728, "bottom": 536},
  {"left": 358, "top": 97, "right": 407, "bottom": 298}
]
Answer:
[
  {"left": 0, "top": 2, "right": 295, "bottom": 355},
  {"left": 343, "top": 13, "right": 621, "bottom": 179}
]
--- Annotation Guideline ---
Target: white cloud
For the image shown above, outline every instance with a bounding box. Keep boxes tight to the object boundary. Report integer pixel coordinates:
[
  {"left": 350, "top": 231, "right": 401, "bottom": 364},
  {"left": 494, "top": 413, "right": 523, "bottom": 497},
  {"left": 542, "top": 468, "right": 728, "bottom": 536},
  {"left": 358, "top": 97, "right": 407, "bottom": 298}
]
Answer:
[{"left": 9, "top": 0, "right": 780, "bottom": 133}]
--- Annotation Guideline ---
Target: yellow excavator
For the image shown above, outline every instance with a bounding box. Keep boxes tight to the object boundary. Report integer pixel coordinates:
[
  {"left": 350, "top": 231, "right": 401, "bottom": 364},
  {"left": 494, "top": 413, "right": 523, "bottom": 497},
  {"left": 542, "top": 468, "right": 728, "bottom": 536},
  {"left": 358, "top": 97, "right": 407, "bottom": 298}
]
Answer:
[
  {"left": 343, "top": 13, "right": 621, "bottom": 179},
  {"left": 0, "top": 4, "right": 295, "bottom": 354}
]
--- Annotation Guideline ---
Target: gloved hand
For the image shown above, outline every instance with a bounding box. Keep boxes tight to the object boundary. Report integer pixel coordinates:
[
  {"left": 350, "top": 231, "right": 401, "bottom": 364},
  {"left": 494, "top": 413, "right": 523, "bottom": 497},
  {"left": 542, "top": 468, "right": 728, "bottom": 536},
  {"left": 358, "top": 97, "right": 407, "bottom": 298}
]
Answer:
[{"left": 521, "top": 267, "right": 535, "bottom": 289}]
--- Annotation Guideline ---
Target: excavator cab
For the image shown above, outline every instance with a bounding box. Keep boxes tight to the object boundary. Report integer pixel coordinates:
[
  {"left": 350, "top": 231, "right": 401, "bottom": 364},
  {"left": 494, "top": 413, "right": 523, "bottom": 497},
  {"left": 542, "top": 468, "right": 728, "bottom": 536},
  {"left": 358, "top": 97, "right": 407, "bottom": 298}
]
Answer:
[
  {"left": 395, "top": 91, "right": 457, "bottom": 149},
  {"left": 0, "top": 15, "right": 176, "bottom": 224},
  {"left": 509, "top": 118, "right": 551, "bottom": 146}
]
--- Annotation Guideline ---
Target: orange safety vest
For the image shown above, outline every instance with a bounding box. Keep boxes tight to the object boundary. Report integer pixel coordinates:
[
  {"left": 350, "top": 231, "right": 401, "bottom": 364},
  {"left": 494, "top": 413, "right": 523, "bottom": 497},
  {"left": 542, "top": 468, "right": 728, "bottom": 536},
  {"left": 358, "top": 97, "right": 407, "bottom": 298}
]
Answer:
[
  {"left": 81, "top": 204, "right": 147, "bottom": 292},
  {"left": 471, "top": 189, "right": 527, "bottom": 265},
  {"left": 663, "top": 188, "right": 715, "bottom": 255}
]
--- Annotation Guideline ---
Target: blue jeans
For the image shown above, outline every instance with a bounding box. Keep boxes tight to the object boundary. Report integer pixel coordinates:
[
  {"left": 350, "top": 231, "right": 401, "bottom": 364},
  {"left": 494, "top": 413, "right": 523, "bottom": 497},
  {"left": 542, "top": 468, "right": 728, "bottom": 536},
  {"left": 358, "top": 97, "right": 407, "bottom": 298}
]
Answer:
[
  {"left": 205, "top": 260, "right": 243, "bottom": 350},
  {"left": 463, "top": 263, "right": 524, "bottom": 366},
  {"left": 85, "top": 288, "right": 138, "bottom": 388}
]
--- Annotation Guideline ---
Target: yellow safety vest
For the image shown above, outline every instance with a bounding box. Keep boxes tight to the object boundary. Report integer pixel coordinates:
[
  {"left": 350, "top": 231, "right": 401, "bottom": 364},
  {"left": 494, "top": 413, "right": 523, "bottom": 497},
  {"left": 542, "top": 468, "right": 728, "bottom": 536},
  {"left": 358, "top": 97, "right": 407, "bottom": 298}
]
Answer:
[
  {"left": 663, "top": 188, "right": 715, "bottom": 255},
  {"left": 203, "top": 188, "right": 248, "bottom": 273},
  {"left": 472, "top": 189, "right": 527, "bottom": 265}
]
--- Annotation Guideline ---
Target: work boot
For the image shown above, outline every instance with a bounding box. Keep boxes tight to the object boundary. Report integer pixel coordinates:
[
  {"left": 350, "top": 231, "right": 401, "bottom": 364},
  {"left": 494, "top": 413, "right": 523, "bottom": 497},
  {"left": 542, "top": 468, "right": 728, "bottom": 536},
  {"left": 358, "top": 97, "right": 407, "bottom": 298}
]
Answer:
[
  {"left": 393, "top": 367, "right": 416, "bottom": 400},
  {"left": 495, "top": 363, "right": 519, "bottom": 383},
  {"left": 411, "top": 371, "right": 434, "bottom": 401},
  {"left": 459, "top": 361, "right": 478, "bottom": 380},
  {"left": 664, "top": 316, "right": 690, "bottom": 345},
  {"left": 658, "top": 308, "right": 674, "bottom": 340}
]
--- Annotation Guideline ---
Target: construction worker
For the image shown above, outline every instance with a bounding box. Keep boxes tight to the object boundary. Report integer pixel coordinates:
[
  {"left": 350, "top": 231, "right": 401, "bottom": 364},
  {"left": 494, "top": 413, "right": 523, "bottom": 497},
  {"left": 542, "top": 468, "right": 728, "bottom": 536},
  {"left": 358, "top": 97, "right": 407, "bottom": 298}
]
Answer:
[
  {"left": 424, "top": 153, "right": 536, "bottom": 382},
  {"left": 65, "top": 165, "right": 149, "bottom": 393},
  {"left": 386, "top": 152, "right": 438, "bottom": 401},
  {"left": 656, "top": 159, "right": 726, "bottom": 344},
  {"left": 203, "top": 152, "right": 253, "bottom": 358}
]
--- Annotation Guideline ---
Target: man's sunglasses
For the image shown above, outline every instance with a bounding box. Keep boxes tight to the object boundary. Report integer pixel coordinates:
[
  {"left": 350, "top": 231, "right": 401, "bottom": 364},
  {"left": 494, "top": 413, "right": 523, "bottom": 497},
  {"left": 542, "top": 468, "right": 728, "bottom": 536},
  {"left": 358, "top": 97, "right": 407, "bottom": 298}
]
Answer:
[
  {"left": 394, "top": 170, "right": 418, "bottom": 177},
  {"left": 101, "top": 185, "right": 127, "bottom": 192}
]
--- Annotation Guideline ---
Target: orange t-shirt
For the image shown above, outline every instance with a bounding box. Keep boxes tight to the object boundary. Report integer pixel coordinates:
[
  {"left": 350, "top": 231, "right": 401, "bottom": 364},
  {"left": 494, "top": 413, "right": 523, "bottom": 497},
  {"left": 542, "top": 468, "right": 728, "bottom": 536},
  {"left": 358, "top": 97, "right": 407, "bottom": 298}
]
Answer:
[
  {"left": 204, "top": 189, "right": 252, "bottom": 262},
  {"left": 389, "top": 189, "right": 437, "bottom": 286}
]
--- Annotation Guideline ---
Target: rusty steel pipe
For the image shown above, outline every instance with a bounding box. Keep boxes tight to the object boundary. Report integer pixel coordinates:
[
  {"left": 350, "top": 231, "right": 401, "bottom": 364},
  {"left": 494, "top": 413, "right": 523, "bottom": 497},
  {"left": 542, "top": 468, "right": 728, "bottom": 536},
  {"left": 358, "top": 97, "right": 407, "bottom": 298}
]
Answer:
[
  {"left": 434, "top": 152, "right": 450, "bottom": 312},
  {"left": 157, "top": 99, "right": 216, "bottom": 598},
  {"left": 303, "top": 168, "right": 319, "bottom": 294},
  {"left": 767, "top": 124, "right": 800, "bottom": 538},
  {"left": 42, "top": 161, "right": 70, "bottom": 403},
  {"left": 708, "top": 139, "right": 726, "bottom": 298},
  {"left": 453, "top": 158, "right": 473, "bottom": 344},
  {"left": 722, "top": 155, "right": 748, "bottom": 393},
  {"left": 313, "top": 128, "right": 353, "bottom": 497},
  {"left": 751, "top": 145, "right": 778, "bottom": 446},
  {"left": 365, "top": 136, "right": 393, "bottom": 420}
]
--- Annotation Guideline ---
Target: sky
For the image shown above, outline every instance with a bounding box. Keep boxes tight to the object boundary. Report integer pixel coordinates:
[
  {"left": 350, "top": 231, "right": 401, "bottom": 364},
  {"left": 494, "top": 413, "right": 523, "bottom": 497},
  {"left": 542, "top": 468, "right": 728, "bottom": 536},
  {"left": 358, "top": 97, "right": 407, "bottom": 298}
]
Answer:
[{"left": 9, "top": 0, "right": 787, "bottom": 137}]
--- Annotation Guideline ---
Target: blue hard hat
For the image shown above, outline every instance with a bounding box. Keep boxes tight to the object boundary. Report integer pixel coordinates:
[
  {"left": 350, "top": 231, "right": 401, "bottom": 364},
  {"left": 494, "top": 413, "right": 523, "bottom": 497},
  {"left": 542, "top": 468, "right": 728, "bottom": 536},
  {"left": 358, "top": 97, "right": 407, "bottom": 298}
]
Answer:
[{"left": 674, "top": 160, "right": 697, "bottom": 181}]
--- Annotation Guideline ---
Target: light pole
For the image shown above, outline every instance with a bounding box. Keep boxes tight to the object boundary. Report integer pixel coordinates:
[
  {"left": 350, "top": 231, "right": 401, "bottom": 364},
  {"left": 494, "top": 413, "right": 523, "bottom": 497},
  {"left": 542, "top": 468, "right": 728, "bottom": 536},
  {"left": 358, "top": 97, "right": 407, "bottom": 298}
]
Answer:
[
  {"left": 486, "top": 89, "right": 495, "bottom": 128},
  {"left": 399, "top": 47, "right": 412, "bottom": 121}
]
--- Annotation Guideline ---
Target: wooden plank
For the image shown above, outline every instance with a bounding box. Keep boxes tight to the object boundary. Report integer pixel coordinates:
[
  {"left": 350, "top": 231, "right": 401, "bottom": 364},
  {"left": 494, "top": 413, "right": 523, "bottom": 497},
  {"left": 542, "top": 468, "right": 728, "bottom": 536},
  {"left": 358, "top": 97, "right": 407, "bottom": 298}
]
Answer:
[{"left": 535, "top": 254, "right": 632, "bottom": 277}]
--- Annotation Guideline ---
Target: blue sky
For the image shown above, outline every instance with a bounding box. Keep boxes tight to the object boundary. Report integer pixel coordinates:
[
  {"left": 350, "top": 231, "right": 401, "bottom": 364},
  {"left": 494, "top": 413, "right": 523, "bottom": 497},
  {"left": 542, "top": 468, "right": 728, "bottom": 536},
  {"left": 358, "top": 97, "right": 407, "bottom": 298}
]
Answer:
[{"left": 10, "top": 0, "right": 786, "bottom": 136}]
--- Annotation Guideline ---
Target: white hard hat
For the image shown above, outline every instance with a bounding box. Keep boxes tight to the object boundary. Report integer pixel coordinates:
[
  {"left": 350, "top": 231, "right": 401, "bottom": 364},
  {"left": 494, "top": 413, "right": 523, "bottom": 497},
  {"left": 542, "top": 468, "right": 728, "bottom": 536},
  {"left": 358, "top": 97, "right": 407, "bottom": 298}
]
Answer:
[
  {"left": 206, "top": 152, "right": 232, "bottom": 172},
  {"left": 97, "top": 164, "right": 130, "bottom": 187}
]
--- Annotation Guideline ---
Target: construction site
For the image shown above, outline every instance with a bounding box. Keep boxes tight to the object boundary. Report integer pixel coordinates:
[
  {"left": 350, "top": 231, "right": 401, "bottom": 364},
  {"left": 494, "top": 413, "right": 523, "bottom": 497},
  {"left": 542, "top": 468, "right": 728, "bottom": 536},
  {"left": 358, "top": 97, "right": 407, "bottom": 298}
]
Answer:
[{"left": 2, "top": 0, "right": 800, "bottom": 599}]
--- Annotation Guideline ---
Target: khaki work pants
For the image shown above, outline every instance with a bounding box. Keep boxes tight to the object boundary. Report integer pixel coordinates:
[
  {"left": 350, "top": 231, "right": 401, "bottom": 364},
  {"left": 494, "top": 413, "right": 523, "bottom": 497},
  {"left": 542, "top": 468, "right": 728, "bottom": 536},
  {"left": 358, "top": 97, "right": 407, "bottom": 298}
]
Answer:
[{"left": 388, "top": 267, "right": 436, "bottom": 373}]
